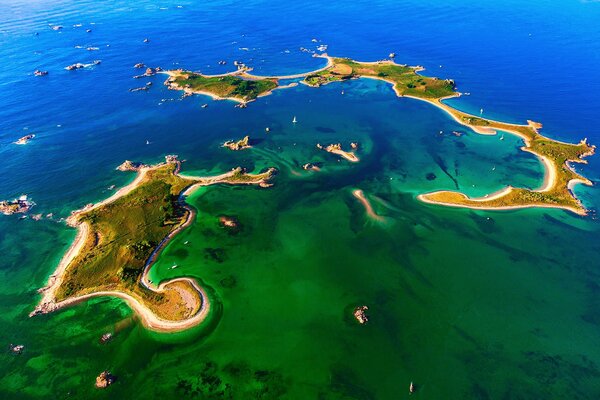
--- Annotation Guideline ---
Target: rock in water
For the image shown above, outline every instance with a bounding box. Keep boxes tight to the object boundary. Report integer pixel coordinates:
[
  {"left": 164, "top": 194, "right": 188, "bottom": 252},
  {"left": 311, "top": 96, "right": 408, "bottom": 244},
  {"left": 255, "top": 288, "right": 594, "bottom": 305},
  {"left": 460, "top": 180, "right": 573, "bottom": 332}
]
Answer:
[
  {"left": 353, "top": 305, "right": 369, "bottom": 324},
  {"left": 95, "top": 371, "right": 116, "bottom": 388}
]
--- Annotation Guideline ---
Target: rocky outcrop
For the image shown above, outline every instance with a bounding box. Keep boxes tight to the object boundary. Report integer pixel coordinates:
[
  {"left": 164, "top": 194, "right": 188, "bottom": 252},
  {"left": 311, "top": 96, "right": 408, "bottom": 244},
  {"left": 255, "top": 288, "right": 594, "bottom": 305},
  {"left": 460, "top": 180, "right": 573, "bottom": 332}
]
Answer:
[
  {"left": 15, "top": 134, "right": 35, "bottom": 144},
  {"left": 353, "top": 305, "right": 369, "bottom": 324},
  {"left": 219, "top": 215, "right": 239, "bottom": 229},
  {"left": 223, "top": 135, "right": 251, "bottom": 151},
  {"left": 66, "top": 63, "right": 86, "bottom": 71},
  {"left": 1, "top": 196, "right": 34, "bottom": 215},
  {"left": 95, "top": 371, "right": 116, "bottom": 388},
  {"left": 116, "top": 160, "right": 147, "bottom": 172}
]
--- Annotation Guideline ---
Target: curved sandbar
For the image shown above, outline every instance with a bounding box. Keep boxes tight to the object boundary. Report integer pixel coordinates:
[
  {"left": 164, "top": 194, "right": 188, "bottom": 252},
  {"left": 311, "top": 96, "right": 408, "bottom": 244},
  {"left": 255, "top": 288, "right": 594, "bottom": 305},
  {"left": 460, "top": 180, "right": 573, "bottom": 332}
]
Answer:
[
  {"left": 31, "top": 158, "right": 276, "bottom": 332},
  {"left": 352, "top": 189, "right": 385, "bottom": 222}
]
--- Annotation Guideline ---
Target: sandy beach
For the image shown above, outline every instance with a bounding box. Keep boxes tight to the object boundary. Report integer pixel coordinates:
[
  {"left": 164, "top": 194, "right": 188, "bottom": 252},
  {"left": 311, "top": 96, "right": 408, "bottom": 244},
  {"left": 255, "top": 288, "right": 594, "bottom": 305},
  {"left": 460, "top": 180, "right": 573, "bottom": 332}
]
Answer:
[
  {"left": 31, "top": 162, "right": 274, "bottom": 332},
  {"left": 352, "top": 189, "right": 385, "bottom": 221}
]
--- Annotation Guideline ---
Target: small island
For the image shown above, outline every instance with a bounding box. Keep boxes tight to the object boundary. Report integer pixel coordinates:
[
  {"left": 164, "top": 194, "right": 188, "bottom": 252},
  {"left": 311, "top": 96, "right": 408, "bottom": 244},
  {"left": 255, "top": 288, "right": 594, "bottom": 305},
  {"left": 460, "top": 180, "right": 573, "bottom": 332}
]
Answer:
[
  {"left": 1, "top": 195, "right": 34, "bottom": 215},
  {"left": 317, "top": 142, "right": 359, "bottom": 162},
  {"left": 163, "top": 54, "right": 594, "bottom": 215},
  {"left": 164, "top": 70, "right": 278, "bottom": 104},
  {"left": 223, "top": 135, "right": 251, "bottom": 151},
  {"left": 15, "top": 134, "right": 35, "bottom": 145},
  {"left": 30, "top": 156, "right": 276, "bottom": 332}
]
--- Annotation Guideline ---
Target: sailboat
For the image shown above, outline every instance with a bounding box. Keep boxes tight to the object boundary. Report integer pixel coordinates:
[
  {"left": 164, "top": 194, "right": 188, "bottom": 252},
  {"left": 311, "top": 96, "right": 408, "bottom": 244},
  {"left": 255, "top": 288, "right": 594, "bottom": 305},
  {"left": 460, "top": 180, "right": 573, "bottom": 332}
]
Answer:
[
  {"left": 146, "top": 140, "right": 150, "bottom": 145},
  {"left": 500, "top": 134, "right": 504, "bottom": 140},
  {"left": 292, "top": 116, "right": 297, "bottom": 124}
]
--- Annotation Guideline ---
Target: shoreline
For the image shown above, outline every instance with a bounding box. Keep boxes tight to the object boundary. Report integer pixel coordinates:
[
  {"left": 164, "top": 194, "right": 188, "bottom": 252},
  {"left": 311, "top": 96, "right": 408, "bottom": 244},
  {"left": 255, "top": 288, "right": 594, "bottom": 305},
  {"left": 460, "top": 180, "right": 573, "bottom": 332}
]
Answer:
[
  {"left": 417, "top": 190, "right": 587, "bottom": 216},
  {"left": 31, "top": 162, "right": 274, "bottom": 332},
  {"left": 162, "top": 55, "right": 594, "bottom": 215}
]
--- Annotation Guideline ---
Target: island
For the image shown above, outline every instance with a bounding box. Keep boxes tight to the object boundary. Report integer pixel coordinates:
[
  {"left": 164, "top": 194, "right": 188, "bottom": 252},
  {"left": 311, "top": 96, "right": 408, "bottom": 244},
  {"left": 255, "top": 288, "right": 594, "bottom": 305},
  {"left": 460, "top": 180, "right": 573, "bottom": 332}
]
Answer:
[
  {"left": 15, "top": 134, "right": 35, "bottom": 145},
  {"left": 30, "top": 156, "right": 276, "bottom": 332},
  {"left": 164, "top": 69, "right": 279, "bottom": 104},
  {"left": 163, "top": 54, "right": 594, "bottom": 215},
  {"left": 1, "top": 195, "right": 34, "bottom": 215},
  {"left": 222, "top": 135, "right": 251, "bottom": 151},
  {"left": 317, "top": 142, "right": 359, "bottom": 162}
]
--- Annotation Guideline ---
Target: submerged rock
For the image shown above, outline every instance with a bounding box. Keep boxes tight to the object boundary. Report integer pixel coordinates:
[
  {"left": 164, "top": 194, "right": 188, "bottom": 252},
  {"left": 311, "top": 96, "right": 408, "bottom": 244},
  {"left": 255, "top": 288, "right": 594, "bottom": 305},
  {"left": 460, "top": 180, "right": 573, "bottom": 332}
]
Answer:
[{"left": 219, "top": 215, "right": 239, "bottom": 229}]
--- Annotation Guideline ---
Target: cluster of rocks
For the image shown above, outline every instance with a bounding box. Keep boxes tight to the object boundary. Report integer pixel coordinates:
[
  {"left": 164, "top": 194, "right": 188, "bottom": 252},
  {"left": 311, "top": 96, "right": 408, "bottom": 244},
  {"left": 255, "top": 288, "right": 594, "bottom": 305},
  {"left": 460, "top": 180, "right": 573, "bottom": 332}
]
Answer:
[
  {"left": 133, "top": 66, "right": 162, "bottom": 79},
  {"left": 66, "top": 63, "right": 86, "bottom": 71},
  {"left": 219, "top": 215, "right": 239, "bottom": 229},
  {"left": 65, "top": 60, "right": 100, "bottom": 71},
  {"left": 95, "top": 371, "right": 116, "bottom": 388},
  {"left": 116, "top": 160, "right": 147, "bottom": 172},
  {"left": 302, "top": 163, "right": 320, "bottom": 171},
  {"left": 222, "top": 135, "right": 251, "bottom": 151},
  {"left": 15, "top": 134, "right": 35, "bottom": 145},
  {"left": 353, "top": 305, "right": 369, "bottom": 324},
  {"left": 129, "top": 82, "right": 152, "bottom": 92},
  {"left": 29, "top": 300, "right": 58, "bottom": 317},
  {"left": 165, "top": 154, "right": 179, "bottom": 163},
  {"left": 0, "top": 195, "right": 34, "bottom": 216},
  {"left": 9, "top": 344, "right": 25, "bottom": 354}
]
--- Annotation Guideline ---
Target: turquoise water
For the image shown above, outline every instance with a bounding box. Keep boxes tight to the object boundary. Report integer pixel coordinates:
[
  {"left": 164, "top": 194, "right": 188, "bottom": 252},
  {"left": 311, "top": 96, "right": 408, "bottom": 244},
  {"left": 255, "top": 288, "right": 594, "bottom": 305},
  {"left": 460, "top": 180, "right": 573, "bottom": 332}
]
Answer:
[{"left": 1, "top": 0, "right": 600, "bottom": 398}]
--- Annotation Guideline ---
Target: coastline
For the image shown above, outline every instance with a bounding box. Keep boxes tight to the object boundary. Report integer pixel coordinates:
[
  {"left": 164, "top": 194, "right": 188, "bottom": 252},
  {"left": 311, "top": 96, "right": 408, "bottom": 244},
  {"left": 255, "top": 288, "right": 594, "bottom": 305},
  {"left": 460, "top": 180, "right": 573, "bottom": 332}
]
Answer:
[{"left": 31, "top": 162, "right": 274, "bottom": 332}]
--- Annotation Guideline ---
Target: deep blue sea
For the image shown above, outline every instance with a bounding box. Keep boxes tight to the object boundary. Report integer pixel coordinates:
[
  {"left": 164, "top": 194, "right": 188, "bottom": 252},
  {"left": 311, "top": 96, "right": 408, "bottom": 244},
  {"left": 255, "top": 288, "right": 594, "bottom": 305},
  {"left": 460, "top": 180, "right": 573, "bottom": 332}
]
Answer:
[{"left": 1, "top": 0, "right": 600, "bottom": 398}]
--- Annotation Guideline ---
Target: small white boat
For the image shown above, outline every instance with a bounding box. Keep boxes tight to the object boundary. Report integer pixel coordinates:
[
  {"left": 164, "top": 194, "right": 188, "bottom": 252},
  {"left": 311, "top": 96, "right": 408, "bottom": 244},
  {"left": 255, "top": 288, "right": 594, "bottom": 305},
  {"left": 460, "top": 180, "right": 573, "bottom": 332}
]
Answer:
[
  {"left": 500, "top": 134, "right": 504, "bottom": 141},
  {"left": 409, "top": 382, "right": 414, "bottom": 393},
  {"left": 170, "top": 264, "right": 178, "bottom": 269},
  {"left": 480, "top": 108, "right": 484, "bottom": 115},
  {"left": 146, "top": 140, "right": 150, "bottom": 145},
  {"left": 184, "top": 241, "right": 189, "bottom": 245},
  {"left": 292, "top": 116, "right": 297, "bottom": 124}
]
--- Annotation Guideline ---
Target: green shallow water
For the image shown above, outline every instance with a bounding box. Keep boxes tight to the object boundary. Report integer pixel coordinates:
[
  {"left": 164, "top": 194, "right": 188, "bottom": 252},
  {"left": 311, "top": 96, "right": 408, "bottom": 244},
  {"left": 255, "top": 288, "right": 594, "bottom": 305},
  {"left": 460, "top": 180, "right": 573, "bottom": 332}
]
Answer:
[{"left": 1, "top": 79, "right": 599, "bottom": 399}]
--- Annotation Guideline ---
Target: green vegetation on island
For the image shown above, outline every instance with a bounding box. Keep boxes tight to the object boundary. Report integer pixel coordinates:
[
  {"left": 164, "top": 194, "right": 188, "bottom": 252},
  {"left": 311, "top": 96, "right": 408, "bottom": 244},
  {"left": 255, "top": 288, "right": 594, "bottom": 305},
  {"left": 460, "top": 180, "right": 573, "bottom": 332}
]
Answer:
[
  {"left": 163, "top": 55, "right": 594, "bottom": 214},
  {"left": 166, "top": 71, "right": 278, "bottom": 102},
  {"left": 223, "top": 135, "right": 251, "bottom": 151},
  {"left": 32, "top": 159, "right": 276, "bottom": 329},
  {"left": 303, "top": 57, "right": 456, "bottom": 99}
]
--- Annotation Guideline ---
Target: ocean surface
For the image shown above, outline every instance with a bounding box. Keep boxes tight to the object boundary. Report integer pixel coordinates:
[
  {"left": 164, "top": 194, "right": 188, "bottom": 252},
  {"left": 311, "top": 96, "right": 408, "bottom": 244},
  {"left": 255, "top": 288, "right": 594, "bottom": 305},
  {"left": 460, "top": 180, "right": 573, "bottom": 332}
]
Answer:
[{"left": 1, "top": 0, "right": 600, "bottom": 398}]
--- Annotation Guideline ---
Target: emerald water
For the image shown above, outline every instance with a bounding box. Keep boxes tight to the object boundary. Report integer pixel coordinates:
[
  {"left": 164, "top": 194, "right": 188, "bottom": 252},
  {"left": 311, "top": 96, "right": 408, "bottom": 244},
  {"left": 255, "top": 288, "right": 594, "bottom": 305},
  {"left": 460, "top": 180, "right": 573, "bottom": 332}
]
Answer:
[{"left": 2, "top": 0, "right": 600, "bottom": 398}]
